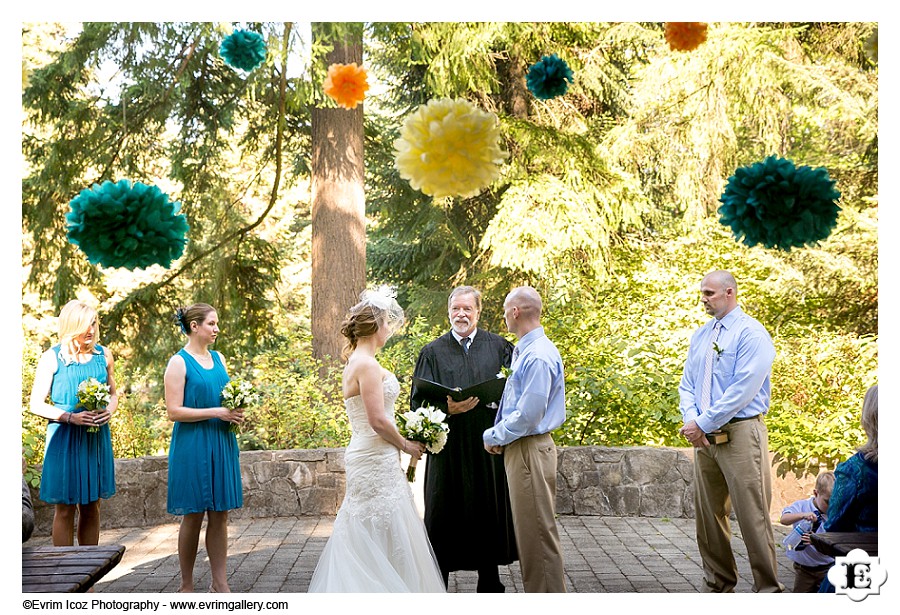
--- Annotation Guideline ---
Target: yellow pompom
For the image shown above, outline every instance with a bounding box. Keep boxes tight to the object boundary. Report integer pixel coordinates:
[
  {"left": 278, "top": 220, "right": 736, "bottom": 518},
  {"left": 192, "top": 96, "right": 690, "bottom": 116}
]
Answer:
[{"left": 393, "top": 98, "right": 508, "bottom": 199}]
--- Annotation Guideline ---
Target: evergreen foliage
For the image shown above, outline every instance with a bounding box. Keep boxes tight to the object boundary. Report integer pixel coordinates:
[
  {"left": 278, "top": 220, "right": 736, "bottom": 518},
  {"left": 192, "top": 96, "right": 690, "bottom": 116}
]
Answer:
[{"left": 21, "top": 22, "right": 877, "bottom": 478}]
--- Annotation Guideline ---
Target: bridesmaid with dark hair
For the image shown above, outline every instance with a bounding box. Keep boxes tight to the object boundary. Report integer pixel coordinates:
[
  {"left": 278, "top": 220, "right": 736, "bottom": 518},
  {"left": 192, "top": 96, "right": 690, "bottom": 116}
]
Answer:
[{"left": 165, "top": 303, "right": 244, "bottom": 593}]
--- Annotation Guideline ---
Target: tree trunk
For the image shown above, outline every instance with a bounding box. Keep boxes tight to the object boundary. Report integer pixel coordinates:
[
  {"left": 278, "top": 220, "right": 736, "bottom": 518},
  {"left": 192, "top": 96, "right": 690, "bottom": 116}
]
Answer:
[
  {"left": 310, "top": 24, "right": 366, "bottom": 363},
  {"left": 501, "top": 54, "right": 530, "bottom": 119}
]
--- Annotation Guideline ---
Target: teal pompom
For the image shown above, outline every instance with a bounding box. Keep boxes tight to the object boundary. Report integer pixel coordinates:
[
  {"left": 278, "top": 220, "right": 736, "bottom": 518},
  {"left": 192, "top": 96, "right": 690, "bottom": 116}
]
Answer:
[
  {"left": 526, "top": 54, "right": 574, "bottom": 100},
  {"left": 718, "top": 156, "right": 841, "bottom": 251},
  {"left": 66, "top": 180, "right": 190, "bottom": 270},
  {"left": 219, "top": 29, "right": 267, "bottom": 72}
]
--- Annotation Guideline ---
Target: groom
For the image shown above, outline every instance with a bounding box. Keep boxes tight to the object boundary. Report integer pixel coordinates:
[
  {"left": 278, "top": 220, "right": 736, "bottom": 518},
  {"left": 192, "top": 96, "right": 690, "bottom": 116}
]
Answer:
[{"left": 483, "top": 286, "right": 567, "bottom": 592}]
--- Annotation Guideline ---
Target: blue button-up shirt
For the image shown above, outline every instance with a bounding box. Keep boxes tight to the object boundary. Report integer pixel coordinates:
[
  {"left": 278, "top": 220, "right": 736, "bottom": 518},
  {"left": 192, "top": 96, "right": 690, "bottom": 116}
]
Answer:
[
  {"left": 678, "top": 306, "right": 775, "bottom": 433},
  {"left": 483, "top": 326, "right": 566, "bottom": 446}
]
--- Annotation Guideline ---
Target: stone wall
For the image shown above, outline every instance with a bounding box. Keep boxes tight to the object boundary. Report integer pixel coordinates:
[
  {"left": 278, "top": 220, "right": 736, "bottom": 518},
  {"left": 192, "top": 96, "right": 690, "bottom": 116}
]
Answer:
[
  {"left": 556, "top": 446, "right": 696, "bottom": 518},
  {"left": 30, "top": 449, "right": 348, "bottom": 536},
  {"left": 556, "top": 446, "right": 818, "bottom": 520},
  {"left": 29, "top": 446, "right": 817, "bottom": 536}
]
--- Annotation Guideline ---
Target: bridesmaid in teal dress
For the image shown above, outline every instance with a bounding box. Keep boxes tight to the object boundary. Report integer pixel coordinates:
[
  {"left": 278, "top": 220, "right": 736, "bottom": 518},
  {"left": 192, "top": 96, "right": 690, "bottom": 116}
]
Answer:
[
  {"left": 29, "top": 300, "right": 118, "bottom": 546},
  {"left": 165, "top": 303, "right": 244, "bottom": 593}
]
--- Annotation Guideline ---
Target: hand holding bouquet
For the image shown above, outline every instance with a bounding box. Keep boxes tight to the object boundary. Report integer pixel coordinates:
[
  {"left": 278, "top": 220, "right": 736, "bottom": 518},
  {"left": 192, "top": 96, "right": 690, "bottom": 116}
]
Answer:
[
  {"left": 76, "top": 377, "right": 111, "bottom": 433},
  {"left": 397, "top": 405, "right": 449, "bottom": 482},
  {"left": 220, "top": 378, "right": 259, "bottom": 434}
]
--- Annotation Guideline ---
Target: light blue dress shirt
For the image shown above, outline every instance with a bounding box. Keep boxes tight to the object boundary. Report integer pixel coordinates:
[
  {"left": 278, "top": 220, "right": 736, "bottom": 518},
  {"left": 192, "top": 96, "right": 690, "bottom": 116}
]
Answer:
[
  {"left": 483, "top": 326, "right": 566, "bottom": 447},
  {"left": 678, "top": 306, "right": 775, "bottom": 433}
]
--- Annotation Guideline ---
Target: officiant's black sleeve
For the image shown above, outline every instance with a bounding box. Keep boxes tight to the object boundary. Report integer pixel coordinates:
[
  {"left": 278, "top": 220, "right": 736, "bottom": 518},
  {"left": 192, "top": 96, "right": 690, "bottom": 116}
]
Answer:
[{"left": 411, "top": 338, "right": 445, "bottom": 412}]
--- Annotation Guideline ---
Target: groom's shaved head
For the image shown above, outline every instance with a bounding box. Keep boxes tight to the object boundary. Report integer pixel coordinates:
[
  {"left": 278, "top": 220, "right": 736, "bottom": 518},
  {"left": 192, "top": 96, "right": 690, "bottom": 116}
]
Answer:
[{"left": 507, "top": 286, "right": 542, "bottom": 319}]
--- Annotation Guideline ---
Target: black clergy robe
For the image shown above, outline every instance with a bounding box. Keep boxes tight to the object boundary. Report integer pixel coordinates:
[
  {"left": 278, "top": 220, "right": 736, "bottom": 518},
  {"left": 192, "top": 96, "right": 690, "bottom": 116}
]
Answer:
[{"left": 411, "top": 329, "right": 518, "bottom": 573}]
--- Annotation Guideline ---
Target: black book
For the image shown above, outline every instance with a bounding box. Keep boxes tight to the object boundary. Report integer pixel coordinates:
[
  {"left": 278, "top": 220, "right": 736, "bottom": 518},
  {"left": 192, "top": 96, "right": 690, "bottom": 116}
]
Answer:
[{"left": 412, "top": 375, "right": 507, "bottom": 405}]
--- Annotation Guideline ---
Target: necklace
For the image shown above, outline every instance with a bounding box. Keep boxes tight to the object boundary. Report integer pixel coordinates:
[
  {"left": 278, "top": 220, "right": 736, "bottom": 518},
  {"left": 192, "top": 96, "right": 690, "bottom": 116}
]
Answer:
[{"left": 186, "top": 348, "right": 212, "bottom": 361}]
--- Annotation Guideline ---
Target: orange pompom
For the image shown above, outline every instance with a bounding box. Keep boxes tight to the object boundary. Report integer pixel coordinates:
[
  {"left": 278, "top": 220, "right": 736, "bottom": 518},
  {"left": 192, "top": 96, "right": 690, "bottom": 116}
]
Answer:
[
  {"left": 323, "top": 62, "right": 370, "bottom": 110},
  {"left": 665, "top": 22, "right": 708, "bottom": 52}
]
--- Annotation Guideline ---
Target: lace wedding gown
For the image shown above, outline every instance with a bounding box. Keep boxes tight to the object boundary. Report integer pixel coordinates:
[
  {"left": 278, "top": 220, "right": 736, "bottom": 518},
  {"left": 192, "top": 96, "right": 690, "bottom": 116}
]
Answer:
[{"left": 308, "top": 373, "right": 446, "bottom": 592}]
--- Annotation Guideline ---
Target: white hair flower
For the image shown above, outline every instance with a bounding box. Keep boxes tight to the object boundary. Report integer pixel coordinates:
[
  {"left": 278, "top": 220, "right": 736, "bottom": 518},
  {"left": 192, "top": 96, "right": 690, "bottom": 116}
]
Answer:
[
  {"left": 359, "top": 285, "right": 405, "bottom": 332},
  {"left": 361, "top": 285, "right": 397, "bottom": 311}
]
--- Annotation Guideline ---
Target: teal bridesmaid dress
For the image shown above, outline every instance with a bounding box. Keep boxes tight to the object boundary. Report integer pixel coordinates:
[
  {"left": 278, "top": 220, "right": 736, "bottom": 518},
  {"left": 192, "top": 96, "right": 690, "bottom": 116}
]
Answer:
[
  {"left": 39, "top": 344, "right": 116, "bottom": 505},
  {"left": 167, "top": 349, "right": 243, "bottom": 514}
]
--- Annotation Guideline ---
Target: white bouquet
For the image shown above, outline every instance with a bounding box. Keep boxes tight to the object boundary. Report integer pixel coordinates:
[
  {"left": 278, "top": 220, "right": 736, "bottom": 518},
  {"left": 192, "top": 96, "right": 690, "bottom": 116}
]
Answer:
[
  {"left": 76, "top": 377, "right": 111, "bottom": 433},
  {"left": 220, "top": 378, "right": 259, "bottom": 434},
  {"left": 397, "top": 404, "right": 449, "bottom": 481}
]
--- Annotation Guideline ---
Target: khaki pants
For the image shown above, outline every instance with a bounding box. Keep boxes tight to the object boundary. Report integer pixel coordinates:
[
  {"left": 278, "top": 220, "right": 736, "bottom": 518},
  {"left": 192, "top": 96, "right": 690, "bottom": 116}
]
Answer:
[
  {"left": 504, "top": 433, "right": 566, "bottom": 593},
  {"left": 792, "top": 562, "right": 829, "bottom": 593},
  {"left": 693, "top": 416, "right": 784, "bottom": 592}
]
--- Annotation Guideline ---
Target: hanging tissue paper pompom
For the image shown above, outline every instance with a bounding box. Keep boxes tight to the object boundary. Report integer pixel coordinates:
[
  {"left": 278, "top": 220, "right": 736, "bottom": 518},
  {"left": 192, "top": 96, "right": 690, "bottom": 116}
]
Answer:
[
  {"left": 220, "top": 29, "right": 267, "bottom": 72},
  {"left": 393, "top": 98, "right": 508, "bottom": 199},
  {"left": 526, "top": 54, "right": 574, "bottom": 100},
  {"left": 323, "top": 62, "right": 370, "bottom": 110},
  {"left": 66, "top": 180, "right": 190, "bottom": 270},
  {"left": 718, "top": 156, "right": 841, "bottom": 251},
  {"left": 665, "top": 22, "right": 708, "bottom": 52}
]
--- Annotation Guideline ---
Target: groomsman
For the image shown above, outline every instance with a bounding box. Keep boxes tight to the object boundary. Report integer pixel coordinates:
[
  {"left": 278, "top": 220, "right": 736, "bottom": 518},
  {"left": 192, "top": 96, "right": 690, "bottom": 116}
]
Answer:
[
  {"left": 678, "top": 270, "right": 784, "bottom": 592},
  {"left": 411, "top": 285, "right": 518, "bottom": 592},
  {"left": 484, "top": 286, "right": 566, "bottom": 593}
]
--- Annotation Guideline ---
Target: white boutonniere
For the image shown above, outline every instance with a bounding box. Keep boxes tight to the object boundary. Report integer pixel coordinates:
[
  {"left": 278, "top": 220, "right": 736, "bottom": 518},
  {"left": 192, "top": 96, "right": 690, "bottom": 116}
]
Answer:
[{"left": 712, "top": 342, "right": 724, "bottom": 356}]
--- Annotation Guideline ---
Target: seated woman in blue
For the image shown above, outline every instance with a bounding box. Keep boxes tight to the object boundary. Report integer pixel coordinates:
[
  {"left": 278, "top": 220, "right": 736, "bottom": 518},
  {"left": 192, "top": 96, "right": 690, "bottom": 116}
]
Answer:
[
  {"left": 819, "top": 384, "right": 878, "bottom": 592},
  {"left": 29, "top": 300, "right": 118, "bottom": 546},
  {"left": 165, "top": 303, "right": 244, "bottom": 593}
]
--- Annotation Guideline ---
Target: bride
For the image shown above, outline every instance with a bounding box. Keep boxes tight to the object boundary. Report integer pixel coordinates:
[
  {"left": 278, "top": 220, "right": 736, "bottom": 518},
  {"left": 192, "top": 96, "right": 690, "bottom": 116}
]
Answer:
[{"left": 308, "top": 287, "right": 446, "bottom": 592}]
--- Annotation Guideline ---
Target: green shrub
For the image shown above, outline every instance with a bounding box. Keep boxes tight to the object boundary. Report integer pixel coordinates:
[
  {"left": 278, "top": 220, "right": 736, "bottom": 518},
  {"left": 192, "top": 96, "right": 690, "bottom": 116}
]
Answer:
[
  {"left": 768, "top": 333, "right": 877, "bottom": 475},
  {"left": 226, "top": 331, "right": 349, "bottom": 450}
]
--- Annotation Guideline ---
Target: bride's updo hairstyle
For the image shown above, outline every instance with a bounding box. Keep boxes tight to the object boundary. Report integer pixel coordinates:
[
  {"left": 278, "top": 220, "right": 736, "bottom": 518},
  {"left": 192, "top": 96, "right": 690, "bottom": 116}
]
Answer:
[{"left": 340, "top": 286, "right": 405, "bottom": 359}]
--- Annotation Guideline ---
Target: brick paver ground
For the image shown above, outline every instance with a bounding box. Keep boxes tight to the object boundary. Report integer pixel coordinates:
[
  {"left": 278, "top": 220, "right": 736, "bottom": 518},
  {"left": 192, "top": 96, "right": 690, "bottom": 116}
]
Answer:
[{"left": 28, "top": 516, "right": 795, "bottom": 593}]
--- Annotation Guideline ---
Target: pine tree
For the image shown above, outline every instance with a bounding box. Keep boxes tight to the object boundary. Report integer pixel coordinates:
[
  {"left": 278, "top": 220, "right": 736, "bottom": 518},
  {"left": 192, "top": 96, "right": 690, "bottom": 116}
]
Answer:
[{"left": 310, "top": 23, "right": 367, "bottom": 362}]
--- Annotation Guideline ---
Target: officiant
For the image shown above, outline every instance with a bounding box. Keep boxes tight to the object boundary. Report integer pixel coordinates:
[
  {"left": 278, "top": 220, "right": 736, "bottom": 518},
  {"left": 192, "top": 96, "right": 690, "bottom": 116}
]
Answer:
[{"left": 411, "top": 285, "right": 518, "bottom": 592}]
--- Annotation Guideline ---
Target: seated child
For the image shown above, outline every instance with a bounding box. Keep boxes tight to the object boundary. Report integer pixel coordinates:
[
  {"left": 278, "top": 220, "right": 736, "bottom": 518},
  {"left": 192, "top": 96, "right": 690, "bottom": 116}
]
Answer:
[{"left": 780, "top": 471, "right": 835, "bottom": 592}]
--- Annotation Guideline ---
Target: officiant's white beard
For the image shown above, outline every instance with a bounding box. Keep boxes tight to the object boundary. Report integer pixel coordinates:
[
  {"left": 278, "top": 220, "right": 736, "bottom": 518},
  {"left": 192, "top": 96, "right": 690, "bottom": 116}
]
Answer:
[{"left": 451, "top": 318, "right": 475, "bottom": 336}]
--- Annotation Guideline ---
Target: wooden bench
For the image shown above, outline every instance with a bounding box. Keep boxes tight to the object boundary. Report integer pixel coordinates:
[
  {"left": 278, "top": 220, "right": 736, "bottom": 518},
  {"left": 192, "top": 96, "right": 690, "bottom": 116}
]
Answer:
[
  {"left": 809, "top": 532, "right": 878, "bottom": 558},
  {"left": 22, "top": 545, "right": 126, "bottom": 593}
]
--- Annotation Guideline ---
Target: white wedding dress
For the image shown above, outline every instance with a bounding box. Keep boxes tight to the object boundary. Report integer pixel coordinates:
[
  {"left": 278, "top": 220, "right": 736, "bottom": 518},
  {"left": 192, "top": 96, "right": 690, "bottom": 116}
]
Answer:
[{"left": 308, "top": 373, "right": 446, "bottom": 592}]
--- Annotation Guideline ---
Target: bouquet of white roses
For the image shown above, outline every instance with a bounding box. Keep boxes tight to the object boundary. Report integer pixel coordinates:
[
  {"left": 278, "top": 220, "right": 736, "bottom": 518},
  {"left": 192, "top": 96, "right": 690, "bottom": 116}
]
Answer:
[
  {"left": 220, "top": 378, "right": 259, "bottom": 434},
  {"left": 76, "top": 377, "right": 111, "bottom": 433},
  {"left": 396, "top": 404, "right": 449, "bottom": 482}
]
